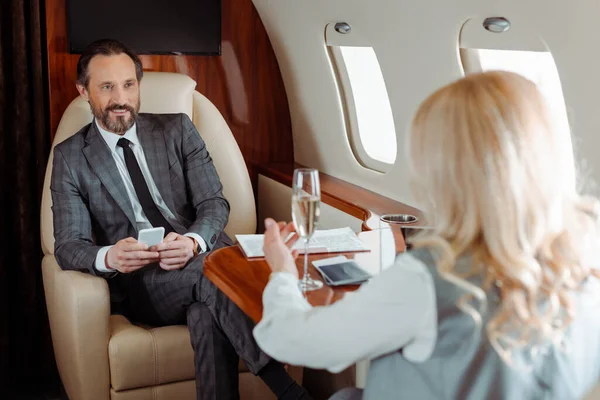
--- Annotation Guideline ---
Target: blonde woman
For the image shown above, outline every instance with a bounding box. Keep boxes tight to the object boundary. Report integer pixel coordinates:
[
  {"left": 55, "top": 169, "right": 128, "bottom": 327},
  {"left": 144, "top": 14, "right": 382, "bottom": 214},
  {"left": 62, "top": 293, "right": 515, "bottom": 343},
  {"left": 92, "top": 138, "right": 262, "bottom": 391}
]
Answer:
[{"left": 253, "top": 71, "right": 600, "bottom": 400}]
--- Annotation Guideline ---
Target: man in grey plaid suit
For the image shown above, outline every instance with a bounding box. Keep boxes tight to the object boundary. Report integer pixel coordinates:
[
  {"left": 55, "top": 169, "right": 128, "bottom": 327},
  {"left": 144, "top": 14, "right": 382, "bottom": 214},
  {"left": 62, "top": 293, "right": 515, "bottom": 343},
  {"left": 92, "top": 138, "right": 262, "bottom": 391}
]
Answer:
[{"left": 50, "top": 39, "right": 311, "bottom": 400}]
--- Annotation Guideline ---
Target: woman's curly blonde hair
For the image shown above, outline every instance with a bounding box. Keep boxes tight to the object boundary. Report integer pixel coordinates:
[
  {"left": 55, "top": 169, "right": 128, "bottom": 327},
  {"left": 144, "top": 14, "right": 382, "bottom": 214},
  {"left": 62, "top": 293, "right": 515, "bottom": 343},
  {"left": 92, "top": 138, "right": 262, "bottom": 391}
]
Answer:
[{"left": 408, "top": 70, "right": 600, "bottom": 363}]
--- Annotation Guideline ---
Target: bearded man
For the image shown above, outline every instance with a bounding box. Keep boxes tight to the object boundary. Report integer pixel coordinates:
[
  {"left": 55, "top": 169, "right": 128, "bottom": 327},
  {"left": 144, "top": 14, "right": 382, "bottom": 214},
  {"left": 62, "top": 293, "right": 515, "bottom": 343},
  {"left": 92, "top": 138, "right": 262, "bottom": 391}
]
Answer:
[{"left": 50, "top": 38, "right": 310, "bottom": 400}]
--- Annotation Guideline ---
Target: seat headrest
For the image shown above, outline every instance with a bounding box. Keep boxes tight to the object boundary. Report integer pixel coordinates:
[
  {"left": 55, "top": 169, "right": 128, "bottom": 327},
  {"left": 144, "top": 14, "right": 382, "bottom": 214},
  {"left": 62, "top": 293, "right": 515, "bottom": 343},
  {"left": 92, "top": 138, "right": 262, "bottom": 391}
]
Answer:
[
  {"left": 51, "top": 72, "right": 196, "bottom": 146},
  {"left": 138, "top": 72, "right": 196, "bottom": 119}
]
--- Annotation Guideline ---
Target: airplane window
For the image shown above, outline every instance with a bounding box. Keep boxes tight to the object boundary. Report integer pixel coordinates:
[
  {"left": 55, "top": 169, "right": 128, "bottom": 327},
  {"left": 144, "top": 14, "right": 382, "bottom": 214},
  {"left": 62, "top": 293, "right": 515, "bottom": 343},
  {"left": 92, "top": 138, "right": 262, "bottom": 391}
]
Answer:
[
  {"left": 465, "top": 49, "right": 570, "bottom": 136},
  {"left": 335, "top": 46, "right": 397, "bottom": 169}
]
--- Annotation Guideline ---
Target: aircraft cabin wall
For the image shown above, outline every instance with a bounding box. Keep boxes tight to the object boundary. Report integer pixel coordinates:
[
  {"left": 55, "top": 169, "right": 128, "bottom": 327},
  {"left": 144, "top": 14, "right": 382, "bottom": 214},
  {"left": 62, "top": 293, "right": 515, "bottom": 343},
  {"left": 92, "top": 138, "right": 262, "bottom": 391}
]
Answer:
[{"left": 253, "top": 0, "right": 600, "bottom": 210}]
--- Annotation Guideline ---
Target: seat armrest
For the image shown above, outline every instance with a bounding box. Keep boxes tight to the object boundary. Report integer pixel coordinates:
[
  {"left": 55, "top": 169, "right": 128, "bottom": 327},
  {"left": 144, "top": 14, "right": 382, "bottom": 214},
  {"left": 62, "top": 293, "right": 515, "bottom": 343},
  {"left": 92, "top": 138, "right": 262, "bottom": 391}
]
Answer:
[{"left": 42, "top": 255, "right": 111, "bottom": 400}]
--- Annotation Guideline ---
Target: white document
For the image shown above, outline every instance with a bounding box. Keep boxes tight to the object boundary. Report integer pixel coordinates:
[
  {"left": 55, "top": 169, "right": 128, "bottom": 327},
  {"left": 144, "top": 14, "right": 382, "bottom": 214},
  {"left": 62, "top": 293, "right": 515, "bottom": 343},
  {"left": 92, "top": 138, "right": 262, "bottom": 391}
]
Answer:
[{"left": 236, "top": 227, "right": 370, "bottom": 258}]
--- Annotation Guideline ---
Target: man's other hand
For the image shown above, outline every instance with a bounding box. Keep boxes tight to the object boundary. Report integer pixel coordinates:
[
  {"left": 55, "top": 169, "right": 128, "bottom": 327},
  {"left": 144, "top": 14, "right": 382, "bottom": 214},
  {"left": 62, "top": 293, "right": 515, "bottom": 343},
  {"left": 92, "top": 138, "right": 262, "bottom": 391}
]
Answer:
[
  {"left": 106, "top": 237, "right": 160, "bottom": 273},
  {"left": 152, "top": 232, "right": 195, "bottom": 270}
]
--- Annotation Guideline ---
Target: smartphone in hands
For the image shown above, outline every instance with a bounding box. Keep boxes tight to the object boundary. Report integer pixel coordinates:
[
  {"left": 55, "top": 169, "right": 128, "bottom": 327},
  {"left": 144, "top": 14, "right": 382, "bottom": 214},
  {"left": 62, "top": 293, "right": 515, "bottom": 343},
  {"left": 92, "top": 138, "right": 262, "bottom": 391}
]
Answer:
[{"left": 137, "top": 227, "right": 165, "bottom": 247}]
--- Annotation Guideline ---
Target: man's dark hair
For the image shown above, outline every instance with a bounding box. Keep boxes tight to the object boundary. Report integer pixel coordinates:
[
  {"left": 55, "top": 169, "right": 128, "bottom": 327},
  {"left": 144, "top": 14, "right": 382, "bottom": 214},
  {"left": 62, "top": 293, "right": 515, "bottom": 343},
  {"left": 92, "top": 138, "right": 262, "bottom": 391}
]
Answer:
[{"left": 77, "top": 39, "right": 143, "bottom": 88}]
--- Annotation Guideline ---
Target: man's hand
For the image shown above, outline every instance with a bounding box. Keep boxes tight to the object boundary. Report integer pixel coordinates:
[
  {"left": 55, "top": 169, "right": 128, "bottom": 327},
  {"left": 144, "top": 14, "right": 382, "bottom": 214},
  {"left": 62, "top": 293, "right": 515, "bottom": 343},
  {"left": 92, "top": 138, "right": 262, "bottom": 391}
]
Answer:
[
  {"left": 263, "top": 218, "right": 300, "bottom": 278},
  {"left": 106, "top": 237, "right": 160, "bottom": 273},
  {"left": 152, "top": 232, "right": 196, "bottom": 271}
]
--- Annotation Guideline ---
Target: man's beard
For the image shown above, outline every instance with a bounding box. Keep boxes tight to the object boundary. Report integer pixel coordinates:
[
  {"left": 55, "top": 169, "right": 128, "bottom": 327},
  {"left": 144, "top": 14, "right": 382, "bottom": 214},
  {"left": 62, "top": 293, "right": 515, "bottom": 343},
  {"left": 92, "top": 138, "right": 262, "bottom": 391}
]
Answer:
[{"left": 90, "top": 100, "right": 140, "bottom": 134}]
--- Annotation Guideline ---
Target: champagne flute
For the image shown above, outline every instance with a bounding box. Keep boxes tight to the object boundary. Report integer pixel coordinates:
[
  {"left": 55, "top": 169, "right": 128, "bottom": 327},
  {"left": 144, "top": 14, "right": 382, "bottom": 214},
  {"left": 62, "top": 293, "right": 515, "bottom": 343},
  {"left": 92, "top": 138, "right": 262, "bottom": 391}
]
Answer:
[{"left": 291, "top": 168, "right": 323, "bottom": 291}]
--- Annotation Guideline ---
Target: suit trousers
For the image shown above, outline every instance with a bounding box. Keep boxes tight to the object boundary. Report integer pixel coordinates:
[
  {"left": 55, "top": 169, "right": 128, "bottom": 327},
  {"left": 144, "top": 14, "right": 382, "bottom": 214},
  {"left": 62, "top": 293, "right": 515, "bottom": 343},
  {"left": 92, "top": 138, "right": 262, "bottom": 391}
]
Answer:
[{"left": 116, "top": 250, "right": 270, "bottom": 400}]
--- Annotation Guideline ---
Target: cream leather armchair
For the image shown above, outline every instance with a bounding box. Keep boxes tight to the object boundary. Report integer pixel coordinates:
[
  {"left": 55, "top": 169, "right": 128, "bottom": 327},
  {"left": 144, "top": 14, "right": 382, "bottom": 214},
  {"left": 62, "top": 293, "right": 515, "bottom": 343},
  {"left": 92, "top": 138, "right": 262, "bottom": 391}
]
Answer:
[{"left": 41, "top": 72, "right": 297, "bottom": 399}]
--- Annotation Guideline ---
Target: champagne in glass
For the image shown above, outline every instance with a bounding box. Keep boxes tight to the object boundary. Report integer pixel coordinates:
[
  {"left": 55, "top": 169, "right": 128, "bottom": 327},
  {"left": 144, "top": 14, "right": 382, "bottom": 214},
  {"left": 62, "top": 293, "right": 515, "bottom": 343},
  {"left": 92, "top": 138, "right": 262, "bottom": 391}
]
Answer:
[
  {"left": 292, "top": 195, "right": 319, "bottom": 238},
  {"left": 291, "top": 168, "right": 323, "bottom": 291}
]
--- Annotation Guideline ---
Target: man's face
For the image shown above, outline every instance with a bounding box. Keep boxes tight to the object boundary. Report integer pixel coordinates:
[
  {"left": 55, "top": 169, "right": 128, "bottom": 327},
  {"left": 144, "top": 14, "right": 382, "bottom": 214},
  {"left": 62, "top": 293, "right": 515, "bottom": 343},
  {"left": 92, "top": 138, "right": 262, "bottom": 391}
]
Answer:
[{"left": 77, "top": 53, "right": 141, "bottom": 134}]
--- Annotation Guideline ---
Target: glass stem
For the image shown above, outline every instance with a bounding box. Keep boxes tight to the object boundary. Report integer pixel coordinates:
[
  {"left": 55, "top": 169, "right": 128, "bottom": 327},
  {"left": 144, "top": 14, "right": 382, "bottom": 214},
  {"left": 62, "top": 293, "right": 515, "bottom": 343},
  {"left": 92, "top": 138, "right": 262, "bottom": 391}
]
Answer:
[{"left": 303, "top": 238, "right": 310, "bottom": 284}]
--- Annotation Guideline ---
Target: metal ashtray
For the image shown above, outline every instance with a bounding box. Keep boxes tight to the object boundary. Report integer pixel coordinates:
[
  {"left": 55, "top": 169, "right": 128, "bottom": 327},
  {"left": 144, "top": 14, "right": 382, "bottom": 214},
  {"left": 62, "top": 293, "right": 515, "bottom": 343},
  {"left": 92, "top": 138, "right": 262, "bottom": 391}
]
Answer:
[{"left": 380, "top": 214, "right": 419, "bottom": 224}]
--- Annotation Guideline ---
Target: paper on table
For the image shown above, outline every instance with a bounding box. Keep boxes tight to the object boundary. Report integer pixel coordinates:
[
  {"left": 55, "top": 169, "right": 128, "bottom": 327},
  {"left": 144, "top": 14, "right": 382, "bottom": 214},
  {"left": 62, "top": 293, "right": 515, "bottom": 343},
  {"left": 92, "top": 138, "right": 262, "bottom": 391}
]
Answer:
[{"left": 235, "top": 227, "right": 370, "bottom": 258}]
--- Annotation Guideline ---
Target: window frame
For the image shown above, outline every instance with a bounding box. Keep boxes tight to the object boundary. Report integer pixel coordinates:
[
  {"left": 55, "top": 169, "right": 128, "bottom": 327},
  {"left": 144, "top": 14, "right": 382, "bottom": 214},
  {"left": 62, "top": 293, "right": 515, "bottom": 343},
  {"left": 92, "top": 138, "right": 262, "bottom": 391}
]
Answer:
[
  {"left": 328, "top": 45, "right": 397, "bottom": 173},
  {"left": 459, "top": 48, "right": 484, "bottom": 75}
]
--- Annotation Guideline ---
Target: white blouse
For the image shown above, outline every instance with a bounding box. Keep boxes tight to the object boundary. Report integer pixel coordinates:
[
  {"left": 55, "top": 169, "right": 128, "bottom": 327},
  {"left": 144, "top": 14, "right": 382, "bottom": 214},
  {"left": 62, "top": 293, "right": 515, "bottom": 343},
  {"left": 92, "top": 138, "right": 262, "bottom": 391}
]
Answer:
[{"left": 253, "top": 253, "right": 438, "bottom": 373}]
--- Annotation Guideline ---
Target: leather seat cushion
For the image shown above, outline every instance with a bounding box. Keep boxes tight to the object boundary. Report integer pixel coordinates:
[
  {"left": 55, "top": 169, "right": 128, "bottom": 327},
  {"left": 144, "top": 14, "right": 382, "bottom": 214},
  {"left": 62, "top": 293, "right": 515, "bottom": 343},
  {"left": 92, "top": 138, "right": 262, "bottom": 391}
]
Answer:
[
  {"left": 111, "top": 380, "right": 196, "bottom": 400},
  {"left": 109, "top": 315, "right": 249, "bottom": 391}
]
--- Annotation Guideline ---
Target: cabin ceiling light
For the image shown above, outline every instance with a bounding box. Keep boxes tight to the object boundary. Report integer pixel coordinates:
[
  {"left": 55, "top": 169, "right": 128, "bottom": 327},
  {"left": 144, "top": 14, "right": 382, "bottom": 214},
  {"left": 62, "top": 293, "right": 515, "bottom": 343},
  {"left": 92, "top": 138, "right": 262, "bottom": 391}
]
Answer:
[
  {"left": 335, "top": 22, "right": 351, "bottom": 34},
  {"left": 483, "top": 17, "right": 511, "bottom": 33}
]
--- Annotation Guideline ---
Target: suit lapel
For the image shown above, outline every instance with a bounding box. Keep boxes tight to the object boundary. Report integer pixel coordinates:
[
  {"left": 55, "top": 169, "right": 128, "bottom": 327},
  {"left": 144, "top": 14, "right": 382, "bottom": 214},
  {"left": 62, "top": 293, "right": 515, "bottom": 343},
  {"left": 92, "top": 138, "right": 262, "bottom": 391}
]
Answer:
[
  {"left": 136, "top": 116, "right": 178, "bottom": 218},
  {"left": 82, "top": 123, "right": 137, "bottom": 229}
]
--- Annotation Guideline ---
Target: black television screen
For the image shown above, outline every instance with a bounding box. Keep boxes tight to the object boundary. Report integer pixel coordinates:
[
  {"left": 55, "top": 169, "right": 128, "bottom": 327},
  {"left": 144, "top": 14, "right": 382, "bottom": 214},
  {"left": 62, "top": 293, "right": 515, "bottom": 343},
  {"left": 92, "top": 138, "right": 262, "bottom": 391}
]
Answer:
[{"left": 67, "top": 0, "right": 221, "bottom": 55}]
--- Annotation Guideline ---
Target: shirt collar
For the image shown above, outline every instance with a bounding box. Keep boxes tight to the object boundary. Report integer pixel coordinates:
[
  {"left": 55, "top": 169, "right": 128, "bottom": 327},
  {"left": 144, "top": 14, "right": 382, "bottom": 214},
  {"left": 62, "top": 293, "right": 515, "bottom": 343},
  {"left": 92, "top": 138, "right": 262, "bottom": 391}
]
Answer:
[{"left": 95, "top": 119, "right": 139, "bottom": 151}]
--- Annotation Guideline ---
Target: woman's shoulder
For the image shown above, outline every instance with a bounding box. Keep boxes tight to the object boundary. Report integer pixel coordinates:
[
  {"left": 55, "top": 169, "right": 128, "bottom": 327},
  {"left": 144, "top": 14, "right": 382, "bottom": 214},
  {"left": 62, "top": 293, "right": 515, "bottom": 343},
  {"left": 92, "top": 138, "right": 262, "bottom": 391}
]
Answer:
[
  {"left": 392, "top": 247, "right": 447, "bottom": 281},
  {"left": 370, "top": 249, "right": 437, "bottom": 292}
]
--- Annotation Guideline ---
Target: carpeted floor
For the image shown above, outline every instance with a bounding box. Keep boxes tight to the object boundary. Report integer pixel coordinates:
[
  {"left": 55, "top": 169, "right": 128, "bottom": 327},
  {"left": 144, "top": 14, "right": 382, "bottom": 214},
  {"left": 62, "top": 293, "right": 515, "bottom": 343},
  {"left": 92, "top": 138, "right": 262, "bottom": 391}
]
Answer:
[
  {"left": 10, "top": 395, "right": 64, "bottom": 400},
  {"left": 7, "top": 386, "right": 66, "bottom": 400}
]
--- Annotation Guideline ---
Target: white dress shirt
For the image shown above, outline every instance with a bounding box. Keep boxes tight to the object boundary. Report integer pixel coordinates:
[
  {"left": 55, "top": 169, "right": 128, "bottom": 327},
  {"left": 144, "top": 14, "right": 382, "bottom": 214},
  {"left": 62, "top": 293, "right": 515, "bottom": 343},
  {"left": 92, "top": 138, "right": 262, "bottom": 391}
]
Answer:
[
  {"left": 94, "top": 120, "right": 206, "bottom": 272},
  {"left": 252, "top": 252, "right": 438, "bottom": 373}
]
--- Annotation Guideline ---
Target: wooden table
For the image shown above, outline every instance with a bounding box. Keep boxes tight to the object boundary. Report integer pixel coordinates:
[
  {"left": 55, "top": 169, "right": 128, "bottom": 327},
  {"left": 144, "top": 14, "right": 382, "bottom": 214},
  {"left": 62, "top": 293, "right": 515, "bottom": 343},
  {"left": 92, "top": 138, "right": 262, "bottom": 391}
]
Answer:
[{"left": 204, "top": 229, "right": 406, "bottom": 323}]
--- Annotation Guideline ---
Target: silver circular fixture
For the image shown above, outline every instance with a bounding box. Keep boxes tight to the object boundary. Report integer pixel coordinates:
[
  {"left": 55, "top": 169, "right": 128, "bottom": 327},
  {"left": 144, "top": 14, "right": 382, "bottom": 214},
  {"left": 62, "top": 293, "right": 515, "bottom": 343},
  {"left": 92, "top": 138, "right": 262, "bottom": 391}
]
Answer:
[
  {"left": 334, "top": 22, "right": 351, "bottom": 34},
  {"left": 483, "top": 17, "right": 511, "bottom": 33},
  {"left": 380, "top": 214, "right": 419, "bottom": 224}
]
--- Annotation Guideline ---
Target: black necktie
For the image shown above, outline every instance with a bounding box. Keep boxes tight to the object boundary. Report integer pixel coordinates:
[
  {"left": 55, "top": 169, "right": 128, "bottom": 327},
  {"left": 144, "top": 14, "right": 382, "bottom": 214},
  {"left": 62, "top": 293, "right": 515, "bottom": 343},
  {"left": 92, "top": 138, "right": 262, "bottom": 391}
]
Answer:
[{"left": 117, "top": 138, "right": 174, "bottom": 234}]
